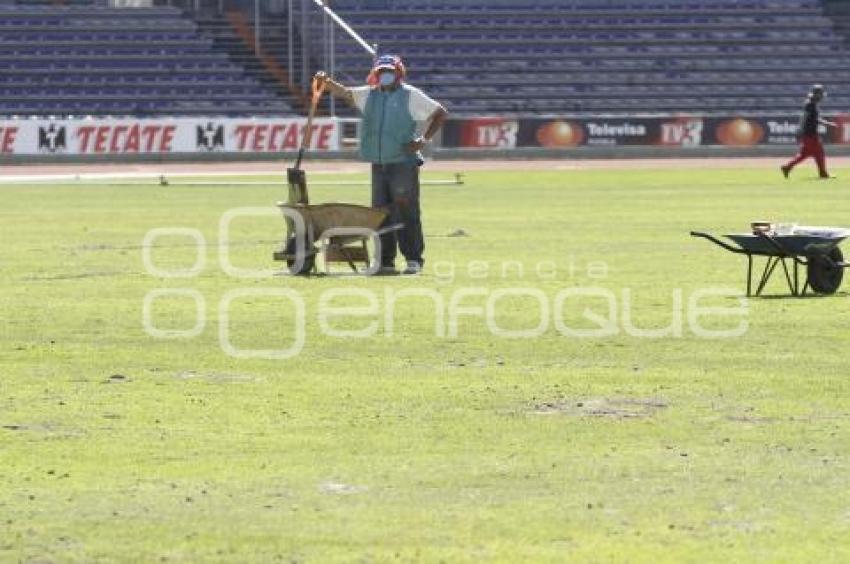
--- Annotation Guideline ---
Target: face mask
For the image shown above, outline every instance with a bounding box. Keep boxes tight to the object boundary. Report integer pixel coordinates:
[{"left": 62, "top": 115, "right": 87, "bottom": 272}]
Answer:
[{"left": 378, "top": 72, "right": 395, "bottom": 87}]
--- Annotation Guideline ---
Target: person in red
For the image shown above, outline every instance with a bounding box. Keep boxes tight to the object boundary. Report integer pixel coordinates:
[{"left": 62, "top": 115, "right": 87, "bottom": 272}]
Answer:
[{"left": 781, "top": 84, "right": 838, "bottom": 179}]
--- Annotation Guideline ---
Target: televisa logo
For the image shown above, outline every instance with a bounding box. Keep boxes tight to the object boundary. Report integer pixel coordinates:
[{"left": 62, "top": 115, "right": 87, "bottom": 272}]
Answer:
[
  {"left": 766, "top": 121, "right": 797, "bottom": 135},
  {"left": 586, "top": 122, "right": 646, "bottom": 137}
]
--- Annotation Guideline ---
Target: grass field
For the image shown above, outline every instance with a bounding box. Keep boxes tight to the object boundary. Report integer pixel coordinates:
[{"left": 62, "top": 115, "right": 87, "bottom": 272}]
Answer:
[{"left": 2, "top": 162, "right": 849, "bottom": 562}]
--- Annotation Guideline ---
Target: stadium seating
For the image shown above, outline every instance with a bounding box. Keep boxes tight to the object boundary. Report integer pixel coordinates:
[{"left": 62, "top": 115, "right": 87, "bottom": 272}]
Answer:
[
  {"left": 325, "top": 0, "right": 850, "bottom": 115},
  {"left": 4, "top": 0, "right": 849, "bottom": 117},
  {"left": 0, "top": 2, "right": 292, "bottom": 116},
  {"left": 192, "top": 10, "right": 311, "bottom": 116}
]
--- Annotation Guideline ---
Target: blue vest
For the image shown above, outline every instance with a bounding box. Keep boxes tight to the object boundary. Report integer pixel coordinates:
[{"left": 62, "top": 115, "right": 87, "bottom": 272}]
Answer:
[{"left": 359, "top": 86, "right": 418, "bottom": 165}]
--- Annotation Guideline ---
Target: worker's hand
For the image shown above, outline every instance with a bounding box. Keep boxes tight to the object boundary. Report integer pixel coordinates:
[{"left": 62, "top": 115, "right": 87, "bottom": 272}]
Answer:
[
  {"left": 313, "top": 71, "right": 328, "bottom": 90},
  {"left": 405, "top": 137, "right": 426, "bottom": 153}
]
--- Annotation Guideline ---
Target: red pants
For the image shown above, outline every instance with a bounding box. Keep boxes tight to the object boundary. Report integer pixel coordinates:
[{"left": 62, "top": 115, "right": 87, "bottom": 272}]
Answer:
[{"left": 785, "top": 134, "right": 828, "bottom": 176}]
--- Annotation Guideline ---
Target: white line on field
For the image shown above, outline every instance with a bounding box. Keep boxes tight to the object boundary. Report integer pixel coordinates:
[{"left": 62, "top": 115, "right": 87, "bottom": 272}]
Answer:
[{"left": 0, "top": 168, "right": 364, "bottom": 183}]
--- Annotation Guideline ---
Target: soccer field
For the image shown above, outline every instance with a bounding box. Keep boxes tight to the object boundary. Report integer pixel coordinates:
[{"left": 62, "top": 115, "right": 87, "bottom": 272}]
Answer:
[{"left": 2, "top": 161, "right": 849, "bottom": 561}]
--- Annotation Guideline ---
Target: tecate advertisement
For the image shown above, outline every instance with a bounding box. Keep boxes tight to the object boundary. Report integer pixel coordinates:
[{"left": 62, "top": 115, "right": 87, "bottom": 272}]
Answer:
[{"left": 0, "top": 117, "right": 340, "bottom": 156}]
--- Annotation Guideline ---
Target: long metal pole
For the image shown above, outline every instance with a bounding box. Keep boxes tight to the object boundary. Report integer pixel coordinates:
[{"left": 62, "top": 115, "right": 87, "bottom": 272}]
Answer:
[
  {"left": 254, "top": 0, "right": 260, "bottom": 53},
  {"left": 311, "top": 0, "right": 375, "bottom": 56},
  {"left": 330, "top": 21, "right": 336, "bottom": 116},
  {"left": 322, "top": 5, "right": 328, "bottom": 77},
  {"left": 287, "top": 0, "right": 294, "bottom": 86},
  {"left": 301, "top": 0, "right": 309, "bottom": 88}
]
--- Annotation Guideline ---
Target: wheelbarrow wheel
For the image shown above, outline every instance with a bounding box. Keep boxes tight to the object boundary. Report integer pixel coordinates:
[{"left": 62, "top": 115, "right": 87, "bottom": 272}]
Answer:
[
  {"left": 284, "top": 237, "right": 315, "bottom": 276},
  {"left": 807, "top": 247, "right": 844, "bottom": 295}
]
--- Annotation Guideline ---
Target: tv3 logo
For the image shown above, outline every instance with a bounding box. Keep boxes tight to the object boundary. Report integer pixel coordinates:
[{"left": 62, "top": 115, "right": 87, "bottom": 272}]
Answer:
[
  {"left": 660, "top": 119, "right": 703, "bottom": 147},
  {"left": 475, "top": 121, "right": 519, "bottom": 148}
]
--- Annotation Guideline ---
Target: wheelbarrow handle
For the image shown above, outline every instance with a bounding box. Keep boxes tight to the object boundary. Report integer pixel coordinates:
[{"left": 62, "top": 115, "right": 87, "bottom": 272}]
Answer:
[{"left": 690, "top": 231, "right": 747, "bottom": 254}]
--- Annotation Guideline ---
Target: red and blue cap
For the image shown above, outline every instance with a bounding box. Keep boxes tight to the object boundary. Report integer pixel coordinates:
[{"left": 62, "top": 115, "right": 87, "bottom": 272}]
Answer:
[{"left": 367, "top": 54, "right": 406, "bottom": 86}]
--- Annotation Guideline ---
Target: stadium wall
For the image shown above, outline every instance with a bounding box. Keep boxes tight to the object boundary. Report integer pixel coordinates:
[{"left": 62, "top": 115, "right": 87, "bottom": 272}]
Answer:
[{"left": 3, "top": 114, "right": 850, "bottom": 163}]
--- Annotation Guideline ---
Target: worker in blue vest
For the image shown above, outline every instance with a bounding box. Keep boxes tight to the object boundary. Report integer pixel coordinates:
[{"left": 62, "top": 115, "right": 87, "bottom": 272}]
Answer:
[{"left": 316, "top": 55, "right": 448, "bottom": 275}]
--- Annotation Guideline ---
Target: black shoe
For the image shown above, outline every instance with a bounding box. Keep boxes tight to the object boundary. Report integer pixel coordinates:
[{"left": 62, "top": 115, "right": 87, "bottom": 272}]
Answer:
[
  {"left": 781, "top": 165, "right": 790, "bottom": 179},
  {"left": 374, "top": 261, "right": 398, "bottom": 276},
  {"left": 374, "top": 266, "right": 399, "bottom": 276}
]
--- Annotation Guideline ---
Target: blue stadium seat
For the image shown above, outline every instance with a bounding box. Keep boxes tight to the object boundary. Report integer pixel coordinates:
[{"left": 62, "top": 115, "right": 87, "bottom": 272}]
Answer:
[
  {"left": 326, "top": 0, "right": 850, "bottom": 115},
  {"left": 0, "top": 3, "right": 292, "bottom": 117}
]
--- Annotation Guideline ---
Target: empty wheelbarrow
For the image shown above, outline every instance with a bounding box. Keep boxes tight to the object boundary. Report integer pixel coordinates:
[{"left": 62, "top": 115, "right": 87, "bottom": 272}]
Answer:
[{"left": 690, "top": 224, "right": 850, "bottom": 296}]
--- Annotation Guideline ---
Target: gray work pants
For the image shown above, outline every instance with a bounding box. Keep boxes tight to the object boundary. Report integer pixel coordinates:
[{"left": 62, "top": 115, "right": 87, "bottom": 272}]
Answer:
[{"left": 371, "top": 162, "right": 424, "bottom": 266}]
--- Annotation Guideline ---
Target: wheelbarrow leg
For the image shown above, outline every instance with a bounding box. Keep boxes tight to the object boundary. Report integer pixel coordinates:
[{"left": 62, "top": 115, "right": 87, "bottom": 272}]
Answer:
[
  {"left": 755, "top": 256, "right": 770, "bottom": 296},
  {"left": 793, "top": 260, "right": 800, "bottom": 296},
  {"left": 780, "top": 258, "right": 796, "bottom": 296},
  {"left": 361, "top": 240, "right": 370, "bottom": 273},
  {"left": 756, "top": 256, "right": 781, "bottom": 296},
  {"left": 791, "top": 259, "right": 799, "bottom": 296},
  {"left": 343, "top": 248, "right": 358, "bottom": 272}
]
